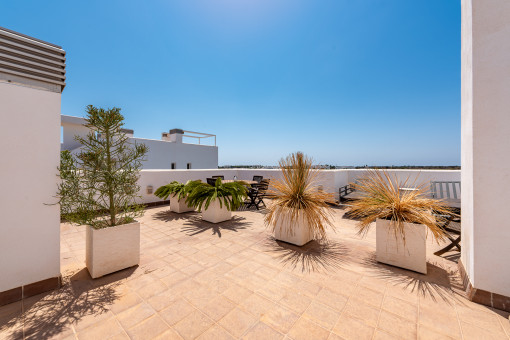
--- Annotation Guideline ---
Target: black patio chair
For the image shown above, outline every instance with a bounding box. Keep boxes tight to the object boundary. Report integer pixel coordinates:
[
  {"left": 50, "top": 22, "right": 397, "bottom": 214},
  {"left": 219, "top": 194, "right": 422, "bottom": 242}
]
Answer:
[
  {"left": 206, "top": 178, "right": 217, "bottom": 186},
  {"left": 211, "top": 175, "right": 224, "bottom": 180},
  {"left": 339, "top": 184, "right": 356, "bottom": 202},
  {"left": 252, "top": 175, "right": 263, "bottom": 183},
  {"left": 245, "top": 179, "right": 270, "bottom": 210},
  {"left": 434, "top": 210, "right": 461, "bottom": 256}
]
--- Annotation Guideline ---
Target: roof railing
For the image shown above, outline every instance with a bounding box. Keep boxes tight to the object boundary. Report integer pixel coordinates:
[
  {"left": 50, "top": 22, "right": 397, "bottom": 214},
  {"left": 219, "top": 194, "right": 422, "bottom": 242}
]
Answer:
[{"left": 182, "top": 130, "right": 216, "bottom": 146}]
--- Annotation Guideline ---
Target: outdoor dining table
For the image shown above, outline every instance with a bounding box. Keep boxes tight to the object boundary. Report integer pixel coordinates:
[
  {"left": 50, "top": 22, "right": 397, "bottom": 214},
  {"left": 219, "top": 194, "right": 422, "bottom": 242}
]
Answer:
[
  {"left": 221, "top": 180, "right": 257, "bottom": 185},
  {"left": 220, "top": 180, "right": 266, "bottom": 209}
]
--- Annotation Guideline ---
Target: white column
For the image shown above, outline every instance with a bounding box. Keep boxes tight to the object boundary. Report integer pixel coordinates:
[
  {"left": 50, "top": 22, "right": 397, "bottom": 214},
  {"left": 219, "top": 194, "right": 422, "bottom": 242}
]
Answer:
[
  {"left": 0, "top": 81, "right": 61, "bottom": 292},
  {"left": 461, "top": 0, "right": 510, "bottom": 298}
]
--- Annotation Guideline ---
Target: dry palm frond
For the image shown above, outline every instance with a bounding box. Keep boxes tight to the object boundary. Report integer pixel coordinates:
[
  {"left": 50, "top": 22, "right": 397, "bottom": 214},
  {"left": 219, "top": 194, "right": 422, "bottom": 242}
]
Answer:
[
  {"left": 347, "top": 170, "right": 453, "bottom": 244},
  {"left": 264, "top": 152, "right": 336, "bottom": 241}
]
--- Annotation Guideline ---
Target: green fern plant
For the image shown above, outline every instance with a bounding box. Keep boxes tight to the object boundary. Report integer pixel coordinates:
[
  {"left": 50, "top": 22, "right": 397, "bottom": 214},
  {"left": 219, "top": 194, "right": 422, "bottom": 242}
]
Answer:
[
  {"left": 154, "top": 180, "right": 202, "bottom": 200},
  {"left": 185, "top": 178, "right": 248, "bottom": 211}
]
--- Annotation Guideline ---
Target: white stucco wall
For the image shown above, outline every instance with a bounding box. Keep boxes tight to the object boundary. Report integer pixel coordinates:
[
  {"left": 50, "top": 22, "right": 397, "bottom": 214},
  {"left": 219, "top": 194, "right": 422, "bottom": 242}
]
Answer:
[
  {"left": 130, "top": 137, "right": 218, "bottom": 170},
  {"left": 138, "top": 169, "right": 276, "bottom": 204},
  {"left": 137, "top": 169, "right": 460, "bottom": 204},
  {"left": 461, "top": 0, "right": 510, "bottom": 297},
  {"left": 347, "top": 169, "right": 461, "bottom": 188},
  {"left": 62, "top": 122, "right": 89, "bottom": 151},
  {"left": 0, "top": 82, "right": 61, "bottom": 292}
]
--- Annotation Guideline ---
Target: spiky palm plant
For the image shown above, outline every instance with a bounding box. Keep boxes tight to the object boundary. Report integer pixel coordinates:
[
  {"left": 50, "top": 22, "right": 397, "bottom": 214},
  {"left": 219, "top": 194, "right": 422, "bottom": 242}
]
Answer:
[
  {"left": 185, "top": 178, "right": 248, "bottom": 211},
  {"left": 264, "top": 152, "right": 336, "bottom": 241},
  {"left": 154, "top": 180, "right": 202, "bottom": 200},
  {"left": 347, "top": 170, "right": 452, "bottom": 244}
]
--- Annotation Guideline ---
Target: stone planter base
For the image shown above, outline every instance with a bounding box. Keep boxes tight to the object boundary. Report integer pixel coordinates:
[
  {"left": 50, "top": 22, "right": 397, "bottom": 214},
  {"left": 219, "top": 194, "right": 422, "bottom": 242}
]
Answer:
[
  {"left": 202, "top": 200, "right": 231, "bottom": 223},
  {"left": 170, "top": 194, "right": 194, "bottom": 213},
  {"left": 274, "top": 213, "right": 313, "bottom": 246},
  {"left": 86, "top": 221, "right": 140, "bottom": 279},
  {"left": 376, "top": 218, "right": 427, "bottom": 274}
]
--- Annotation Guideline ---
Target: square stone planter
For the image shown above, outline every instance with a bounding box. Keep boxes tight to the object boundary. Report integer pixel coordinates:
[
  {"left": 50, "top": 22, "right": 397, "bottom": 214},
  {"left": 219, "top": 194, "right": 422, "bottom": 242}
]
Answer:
[
  {"left": 170, "top": 194, "right": 194, "bottom": 213},
  {"left": 274, "top": 212, "right": 313, "bottom": 246},
  {"left": 201, "top": 199, "right": 232, "bottom": 223},
  {"left": 86, "top": 221, "right": 140, "bottom": 279},
  {"left": 376, "top": 218, "right": 427, "bottom": 274}
]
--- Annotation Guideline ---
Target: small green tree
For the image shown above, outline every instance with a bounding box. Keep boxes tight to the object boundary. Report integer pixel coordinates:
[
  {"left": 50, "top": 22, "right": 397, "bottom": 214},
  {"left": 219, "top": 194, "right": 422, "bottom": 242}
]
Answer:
[{"left": 58, "top": 105, "right": 149, "bottom": 229}]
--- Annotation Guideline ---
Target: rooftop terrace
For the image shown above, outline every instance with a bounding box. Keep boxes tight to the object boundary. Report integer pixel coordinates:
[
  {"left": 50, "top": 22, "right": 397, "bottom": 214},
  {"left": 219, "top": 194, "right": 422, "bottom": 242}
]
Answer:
[{"left": 1, "top": 205, "right": 508, "bottom": 340}]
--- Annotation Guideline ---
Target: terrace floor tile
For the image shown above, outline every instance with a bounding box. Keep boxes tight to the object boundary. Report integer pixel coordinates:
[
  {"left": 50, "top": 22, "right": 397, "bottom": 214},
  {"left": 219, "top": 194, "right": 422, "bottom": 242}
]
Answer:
[
  {"left": 218, "top": 308, "right": 258, "bottom": 338},
  {"left": 287, "top": 316, "right": 330, "bottom": 340},
  {"left": 332, "top": 313, "right": 375, "bottom": 340},
  {"left": 1, "top": 205, "right": 508, "bottom": 339}
]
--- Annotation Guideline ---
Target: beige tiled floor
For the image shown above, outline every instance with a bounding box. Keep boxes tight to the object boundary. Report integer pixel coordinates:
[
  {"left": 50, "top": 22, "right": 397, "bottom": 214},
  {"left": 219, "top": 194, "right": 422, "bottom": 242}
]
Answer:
[{"left": 1, "top": 205, "right": 509, "bottom": 340}]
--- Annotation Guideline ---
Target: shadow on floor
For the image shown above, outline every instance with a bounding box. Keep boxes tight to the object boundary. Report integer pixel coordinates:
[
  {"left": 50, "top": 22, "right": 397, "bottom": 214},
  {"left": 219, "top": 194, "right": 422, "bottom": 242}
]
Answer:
[
  {"left": 441, "top": 251, "right": 461, "bottom": 263},
  {"left": 236, "top": 202, "right": 269, "bottom": 214},
  {"left": 263, "top": 236, "right": 352, "bottom": 274},
  {"left": 151, "top": 209, "right": 201, "bottom": 223},
  {"left": 180, "top": 215, "right": 252, "bottom": 238},
  {"left": 5, "top": 267, "right": 135, "bottom": 339},
  {"left": 340, "top": 210, "right": 362, "bottom": 221},
  {"left": 362, "top": 254, "right": 464, "bottom": 305}
]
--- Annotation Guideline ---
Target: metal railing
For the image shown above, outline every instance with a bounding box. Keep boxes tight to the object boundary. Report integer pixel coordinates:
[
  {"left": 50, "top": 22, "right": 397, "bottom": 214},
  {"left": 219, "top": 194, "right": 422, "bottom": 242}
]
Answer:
[{"left": 182, "top": 130, "right": 216, "bottom": 146}]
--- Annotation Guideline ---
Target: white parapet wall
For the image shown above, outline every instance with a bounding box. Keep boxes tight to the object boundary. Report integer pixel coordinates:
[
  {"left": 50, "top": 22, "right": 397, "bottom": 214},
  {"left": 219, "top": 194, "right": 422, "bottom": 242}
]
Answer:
[
  {"left": 137, "top": 169, "right": 461, "bottom": 205},
  {"left": 61, "top": 115, "right": 91, "bottom": 151},
  {"left": 347, "top": 169, "right": 461, "bottom": 187}
]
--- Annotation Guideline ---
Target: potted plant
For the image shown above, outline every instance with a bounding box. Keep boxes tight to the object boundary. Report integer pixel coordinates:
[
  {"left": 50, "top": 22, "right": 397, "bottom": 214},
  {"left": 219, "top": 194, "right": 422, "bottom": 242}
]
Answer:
[
  {"left": 57, "top": 105, "right": 148, "bottom": 279},
  {"left": 154, "top": 180, "right": 201, "bottom": 213},
  {"left": 185, "top": 178, "right": 248, "bottom": 223},
  {"left": 264, "top": 152, "right": 336, "bottom": 246},
  {"left": 347, "top": 170, "right": 451, "bottom": 274}
]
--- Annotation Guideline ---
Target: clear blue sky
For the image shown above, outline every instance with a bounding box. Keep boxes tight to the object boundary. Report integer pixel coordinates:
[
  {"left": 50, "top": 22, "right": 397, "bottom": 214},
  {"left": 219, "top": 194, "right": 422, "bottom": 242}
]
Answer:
[{"left": 1, "top": 0, "right": 461, "bottom": 166}]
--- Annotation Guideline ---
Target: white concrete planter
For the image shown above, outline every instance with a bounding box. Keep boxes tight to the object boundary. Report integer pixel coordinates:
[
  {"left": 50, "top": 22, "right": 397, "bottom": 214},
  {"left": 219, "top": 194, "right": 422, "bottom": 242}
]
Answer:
[
  {"left": 86, "top": 221, "right": 140, "bottom": 279},
  {"left": 170, "top": 194, "right": 194, "bottom": 213},
  {"left": 201, "top": 199, "right": 232, "bottom": 223},
  {"left": 274, "top": 212, "right": 313, "bottom": 246},
  {"left": 376, "top": 218, "right": 427, "bottom": 274}
]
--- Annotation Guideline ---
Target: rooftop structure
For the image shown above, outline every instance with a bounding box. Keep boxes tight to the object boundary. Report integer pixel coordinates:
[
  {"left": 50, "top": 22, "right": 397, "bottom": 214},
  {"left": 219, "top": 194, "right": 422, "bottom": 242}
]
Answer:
[{"left": 61, "top": 115, "right": 218, "bottom": 170}]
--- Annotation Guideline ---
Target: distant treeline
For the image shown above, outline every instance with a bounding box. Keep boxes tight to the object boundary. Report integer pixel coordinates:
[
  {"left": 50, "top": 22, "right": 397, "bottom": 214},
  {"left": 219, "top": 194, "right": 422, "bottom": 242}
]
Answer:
[
  {"left": 219, "top": 165, "right": 277, "bottom": 169},
  {"left": 219, "top": 165, "right": 461, "bottom": 170},
  {"left": 352, "top": 165, "right": 460, "bottom": 170}
]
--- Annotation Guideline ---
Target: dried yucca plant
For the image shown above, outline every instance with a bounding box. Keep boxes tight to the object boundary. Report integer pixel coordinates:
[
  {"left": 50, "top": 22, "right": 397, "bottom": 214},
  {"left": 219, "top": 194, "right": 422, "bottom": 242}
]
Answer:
[
  {"left": 264, "top": 152, "right": 336, "bottom": 240},
  {"left": 347, "top": 170, "right": 452, "bottom": 244}
]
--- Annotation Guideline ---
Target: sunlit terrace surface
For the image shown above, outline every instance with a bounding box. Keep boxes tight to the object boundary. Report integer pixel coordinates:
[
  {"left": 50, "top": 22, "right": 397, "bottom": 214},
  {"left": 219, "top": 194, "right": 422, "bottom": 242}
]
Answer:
[{"left": 1, "top": 205, "right": 509, "bottom": 340}]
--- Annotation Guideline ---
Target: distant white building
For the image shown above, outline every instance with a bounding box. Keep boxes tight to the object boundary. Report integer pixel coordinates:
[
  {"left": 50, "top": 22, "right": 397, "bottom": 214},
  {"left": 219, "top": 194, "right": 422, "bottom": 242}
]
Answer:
[{"left": 61, "top": 115, "right": 218, "bottom": 169}]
